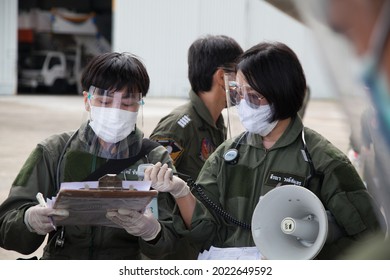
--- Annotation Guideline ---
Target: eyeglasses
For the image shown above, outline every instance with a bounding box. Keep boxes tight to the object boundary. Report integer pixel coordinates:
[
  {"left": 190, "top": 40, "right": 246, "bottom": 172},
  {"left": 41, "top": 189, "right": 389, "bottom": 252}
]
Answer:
[
  {"left": 226, "top": 81, "right": 264, "bottom": 109},
  {"left": 88, "top": 86, "right": 144, "bottom": 108}
]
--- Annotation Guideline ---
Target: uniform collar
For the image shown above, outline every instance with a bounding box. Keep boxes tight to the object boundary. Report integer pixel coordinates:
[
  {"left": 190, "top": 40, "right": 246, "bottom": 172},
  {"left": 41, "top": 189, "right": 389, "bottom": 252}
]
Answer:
[{"left": 246, "top": 116, "right": 303, "bottom": 149}]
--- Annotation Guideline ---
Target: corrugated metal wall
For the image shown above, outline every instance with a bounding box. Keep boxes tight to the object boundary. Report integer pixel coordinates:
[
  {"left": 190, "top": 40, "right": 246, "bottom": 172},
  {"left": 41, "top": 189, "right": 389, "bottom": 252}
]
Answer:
[
  {"left": 113, "top": 0, "right": 334, "bottom": 99},
  {"left": 0, "top": 0, "right": 17, "bottom": 95}
]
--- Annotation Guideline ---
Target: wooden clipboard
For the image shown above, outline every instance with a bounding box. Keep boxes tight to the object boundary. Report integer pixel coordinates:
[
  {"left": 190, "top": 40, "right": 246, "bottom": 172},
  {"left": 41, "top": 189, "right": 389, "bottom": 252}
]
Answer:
[{"left": 52, "top": 175, "right": 158, "bottom": 227}]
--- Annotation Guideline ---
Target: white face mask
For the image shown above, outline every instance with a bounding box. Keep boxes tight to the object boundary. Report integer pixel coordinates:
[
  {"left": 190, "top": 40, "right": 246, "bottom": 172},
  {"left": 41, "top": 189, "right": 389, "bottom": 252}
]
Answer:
[
  {"left": 89, "top": 106, "right": 138, "bottom": 143},
  {"left": 237, "top": 100, "right": 278, "bottom": 136}
]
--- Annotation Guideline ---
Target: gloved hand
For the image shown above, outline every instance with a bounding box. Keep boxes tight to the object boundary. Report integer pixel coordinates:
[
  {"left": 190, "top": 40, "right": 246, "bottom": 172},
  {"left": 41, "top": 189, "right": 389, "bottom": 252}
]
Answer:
[
  {"left": 144, "top": 162, "right": 190, "bottom": 199},
  {"left": 106, "top": 208, "right": 161, "bottom": 241},
  {"left": 24, "top": 205, "right": 69, "bottom": 235}
]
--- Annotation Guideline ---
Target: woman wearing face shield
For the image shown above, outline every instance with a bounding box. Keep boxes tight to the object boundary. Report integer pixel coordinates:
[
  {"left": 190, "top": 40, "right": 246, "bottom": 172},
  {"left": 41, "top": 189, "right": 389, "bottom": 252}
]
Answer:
[
  {"left": 145, "top": 42, "right": 381, "bottom": 259},
  {"left": 0, "top": 52, "right": 179, "bottom": 259}
]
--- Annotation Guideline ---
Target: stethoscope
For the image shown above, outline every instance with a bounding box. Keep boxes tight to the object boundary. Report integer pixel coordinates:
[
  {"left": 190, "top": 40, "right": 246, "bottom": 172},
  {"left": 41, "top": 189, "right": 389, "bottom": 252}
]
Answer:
[{"left": 223, "top": 129, "right": 323, "bottom": 189}]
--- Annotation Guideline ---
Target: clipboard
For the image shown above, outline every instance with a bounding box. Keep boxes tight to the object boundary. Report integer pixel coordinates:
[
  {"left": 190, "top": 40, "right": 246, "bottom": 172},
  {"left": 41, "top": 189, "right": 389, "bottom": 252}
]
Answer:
[{"left": 51, "top": 174, "right": 158, "bottom": 227}]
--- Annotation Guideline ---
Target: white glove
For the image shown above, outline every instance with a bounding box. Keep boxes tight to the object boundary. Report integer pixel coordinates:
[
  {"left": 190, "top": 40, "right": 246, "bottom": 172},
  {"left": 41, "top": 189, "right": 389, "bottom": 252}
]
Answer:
[
  {"left": 106, "top": 208, "right": 161, "bottom": 241},
  {"left": 144, "top": 162, "right": 190, "bottom": 199},
  {"left": 24, "top": 205, "right": 69, "bottom": 235}
]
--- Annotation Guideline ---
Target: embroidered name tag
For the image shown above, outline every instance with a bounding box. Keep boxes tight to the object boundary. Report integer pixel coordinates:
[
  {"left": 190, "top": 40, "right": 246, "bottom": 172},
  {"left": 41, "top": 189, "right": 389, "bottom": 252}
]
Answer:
[{"left": 265, "top": 171, "right": 306, "bottom": 187}]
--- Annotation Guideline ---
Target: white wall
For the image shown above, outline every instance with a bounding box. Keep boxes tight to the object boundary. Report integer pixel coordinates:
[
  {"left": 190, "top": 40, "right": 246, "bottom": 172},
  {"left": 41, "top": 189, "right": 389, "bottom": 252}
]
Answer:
[
  {"left": 0, "top": 0, "right": 335, "bottom": 98},
  {"left": 0, "top": 0, "right": 18, "bottom": 95},
  {"left": 113, "top": 0, "right": 334, "bottom": 99}
]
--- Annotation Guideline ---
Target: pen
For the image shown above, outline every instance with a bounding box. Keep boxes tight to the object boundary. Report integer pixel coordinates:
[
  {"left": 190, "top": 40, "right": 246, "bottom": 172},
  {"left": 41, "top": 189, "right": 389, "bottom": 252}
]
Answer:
[{"left": 36, "top": 192, "right": 57, "bottom": 231}]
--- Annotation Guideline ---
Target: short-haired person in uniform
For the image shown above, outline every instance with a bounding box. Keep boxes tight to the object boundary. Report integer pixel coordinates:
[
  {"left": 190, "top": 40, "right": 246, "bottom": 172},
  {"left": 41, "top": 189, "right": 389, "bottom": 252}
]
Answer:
[
  {"left": 0, "top": 52, "right": 180, "bottom": 259},
  {"left": 149, "top": 35, "right": 243, "bottom": 259},
  {"left": 144, "top": 42, "right": 381, "bottom": 259},
  {"left": 150, "top": 34, "right": 243, "bottom": 182}
]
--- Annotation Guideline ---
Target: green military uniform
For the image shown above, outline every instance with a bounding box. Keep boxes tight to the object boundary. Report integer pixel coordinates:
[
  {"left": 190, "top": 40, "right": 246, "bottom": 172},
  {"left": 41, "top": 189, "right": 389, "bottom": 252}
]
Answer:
[
  {"left": 150, "top": 90, "right": 226, "bottom": 182},
  {"left": 0, "top": 122, "right": 179, "bottom": 259},
  {"left": 149, "top": 90, "right": 226, "bottom": 259},
  {"left": 173, "top": 116, "right": 381, "bottom": 259},
  {"left": 339, "top": 231, "right": 389, "bottom": 259}
]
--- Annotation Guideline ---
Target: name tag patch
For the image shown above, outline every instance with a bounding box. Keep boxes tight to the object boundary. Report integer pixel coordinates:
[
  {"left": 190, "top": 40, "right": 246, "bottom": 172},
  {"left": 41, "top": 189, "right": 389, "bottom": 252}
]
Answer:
[{"left": 265, "top": 171, "right": 306, "bottom": 187}]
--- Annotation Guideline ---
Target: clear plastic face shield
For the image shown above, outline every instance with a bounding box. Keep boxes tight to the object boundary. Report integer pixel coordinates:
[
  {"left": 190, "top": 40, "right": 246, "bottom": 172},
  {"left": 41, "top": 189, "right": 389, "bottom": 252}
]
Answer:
[
  {"left": 224, "top": 72, "right": 245, "bottom": 139},
  {"left": 294, "top": 0, "right": 390, "bottom": 232},
  {"left": 84, "top": 85, "right": 145, "bottom": 159}
]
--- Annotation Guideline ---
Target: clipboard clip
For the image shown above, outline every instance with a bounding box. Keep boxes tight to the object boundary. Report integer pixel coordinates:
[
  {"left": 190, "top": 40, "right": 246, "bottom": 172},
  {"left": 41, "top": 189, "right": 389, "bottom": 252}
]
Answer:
[{"left": 98, "top": 174, "right": 123, "bottom": 190}]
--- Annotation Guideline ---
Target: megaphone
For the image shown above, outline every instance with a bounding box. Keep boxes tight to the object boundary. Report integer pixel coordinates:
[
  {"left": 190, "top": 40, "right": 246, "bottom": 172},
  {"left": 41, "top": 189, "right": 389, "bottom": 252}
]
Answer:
[{"left": 251, "top": 185, "right": 342, "bottom": 260}]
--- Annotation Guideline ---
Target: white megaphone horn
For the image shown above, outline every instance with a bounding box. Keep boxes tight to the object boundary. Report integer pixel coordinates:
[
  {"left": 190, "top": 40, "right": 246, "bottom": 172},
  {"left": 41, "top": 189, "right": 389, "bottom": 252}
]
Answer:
[{"left": 251, "top": 185, "right": 343, "bottom": 260}]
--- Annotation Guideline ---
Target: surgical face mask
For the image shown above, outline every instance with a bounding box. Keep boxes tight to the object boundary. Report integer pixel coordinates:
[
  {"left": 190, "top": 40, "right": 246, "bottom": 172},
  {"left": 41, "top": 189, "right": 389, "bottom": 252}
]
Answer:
[
  {"left": 89, "top": 106, "right": 138, "bottom": 143},
  {"left": 237, "top": 99, "right": 278, "bottom": 136}
]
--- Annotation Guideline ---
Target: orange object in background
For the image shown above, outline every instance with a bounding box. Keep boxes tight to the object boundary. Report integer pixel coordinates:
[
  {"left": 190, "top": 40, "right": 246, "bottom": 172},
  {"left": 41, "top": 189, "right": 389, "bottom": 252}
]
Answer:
[{"left": 18, "top": 29, "right": 34, "bottom": 43}]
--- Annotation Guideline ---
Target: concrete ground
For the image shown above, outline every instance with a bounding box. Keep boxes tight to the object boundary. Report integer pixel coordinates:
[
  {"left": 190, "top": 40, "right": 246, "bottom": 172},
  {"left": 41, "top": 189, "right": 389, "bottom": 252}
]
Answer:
[{"left": 0, "top": 94, "right": 350, "bottom": 259}]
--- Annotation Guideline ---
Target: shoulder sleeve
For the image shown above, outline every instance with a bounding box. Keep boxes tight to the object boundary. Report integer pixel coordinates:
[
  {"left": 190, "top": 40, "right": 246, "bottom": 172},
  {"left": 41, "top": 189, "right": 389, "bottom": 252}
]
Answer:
[
  {"left": 150, "top": 111, "right": 195, "bottom": 164},
  {"left": 322, "top": 163, "right": 380, "bottom": 236},
  {"left": 0, "top": 132, "right": 73, "bottom": 255},
  {"left": 0, "top": 145, "right": 51, "bottom": 254},
  {"left": 315, "top": 155, "right": 381, "bottom": 258}
]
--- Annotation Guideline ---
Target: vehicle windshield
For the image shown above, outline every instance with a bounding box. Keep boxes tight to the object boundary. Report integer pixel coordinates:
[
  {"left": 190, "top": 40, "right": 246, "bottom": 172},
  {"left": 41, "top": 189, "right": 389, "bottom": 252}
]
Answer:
[{"left": 21, "top": 54, "right": 46, "bottom": 70}]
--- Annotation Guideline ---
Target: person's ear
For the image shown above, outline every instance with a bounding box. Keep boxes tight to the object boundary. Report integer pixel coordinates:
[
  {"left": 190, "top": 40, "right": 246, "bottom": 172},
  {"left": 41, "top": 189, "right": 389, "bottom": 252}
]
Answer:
[
  {"left": 83, "top": 91, "right": 90, "bottom": 111},
  {"left": 214, "top": 68, "right": 226, "bottom": 88}
]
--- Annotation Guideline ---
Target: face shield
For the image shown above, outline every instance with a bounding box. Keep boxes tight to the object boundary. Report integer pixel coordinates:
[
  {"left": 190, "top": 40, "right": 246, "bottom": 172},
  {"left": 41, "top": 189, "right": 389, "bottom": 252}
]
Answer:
[
  {"left": 224, "top": 72, "right": 245, "bottom": 139},
  {"left": 293, "top": 0, "right": 390, "bottom": 233},
  {"left": 83, "top": 85, "right": 145, "bottom": 159},
  {"left": 224, "top": 71, "right": 278, "bottom": 142}
]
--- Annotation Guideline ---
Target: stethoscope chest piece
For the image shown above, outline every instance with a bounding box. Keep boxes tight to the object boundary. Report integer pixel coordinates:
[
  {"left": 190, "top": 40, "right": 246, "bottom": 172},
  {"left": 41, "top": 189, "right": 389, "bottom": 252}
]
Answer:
[{"left": 224, "top": 148, "right": 239, "bottom": 165}]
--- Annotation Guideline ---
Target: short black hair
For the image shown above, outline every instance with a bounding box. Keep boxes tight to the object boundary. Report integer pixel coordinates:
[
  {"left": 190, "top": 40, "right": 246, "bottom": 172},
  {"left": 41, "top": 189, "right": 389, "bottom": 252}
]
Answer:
[
  {"left": 81, "top": 52, "right": 150, "bottom": 96},
  {"left": 238, "top": 42, "right": 306, "bottom": 121},
  {"left": 188, "top": 34, "right": 243, "bottom": 94}
]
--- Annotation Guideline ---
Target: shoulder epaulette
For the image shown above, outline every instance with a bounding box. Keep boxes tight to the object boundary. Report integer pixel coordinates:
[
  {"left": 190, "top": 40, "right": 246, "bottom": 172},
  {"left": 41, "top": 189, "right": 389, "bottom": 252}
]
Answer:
[{"left": 177, "top": 114, "right": 191, "bottom": 128}]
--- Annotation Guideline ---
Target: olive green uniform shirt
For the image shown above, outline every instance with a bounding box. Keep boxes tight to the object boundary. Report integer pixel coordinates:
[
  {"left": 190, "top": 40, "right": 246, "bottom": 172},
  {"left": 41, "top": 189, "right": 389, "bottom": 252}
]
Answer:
[
  {"left": 150, "top": 90, "right": 226, "bottom": 181},
  {"left": 173, "top": 116, "right": 381, "bottom": 259},
  {"left": 0, "top": 122, "right": 179, "bottom": 259}
]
